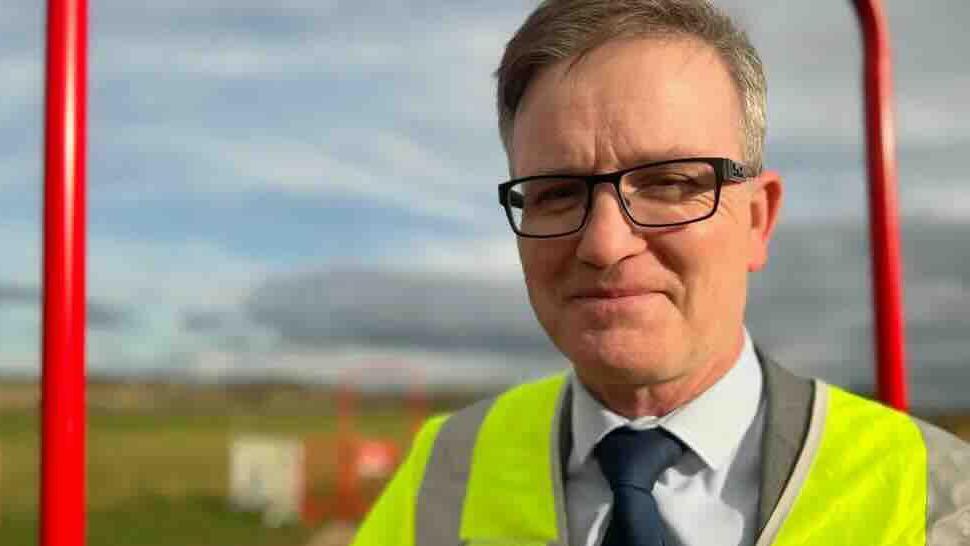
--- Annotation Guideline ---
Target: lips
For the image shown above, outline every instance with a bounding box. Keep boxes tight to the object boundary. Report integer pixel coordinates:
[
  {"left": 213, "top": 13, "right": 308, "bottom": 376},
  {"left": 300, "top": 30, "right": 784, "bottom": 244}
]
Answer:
[
  {"left": 566, "top": 288, "right": 666, "bottom": 325},
  {"left": 570, "top": 286, "right": 659, "bottom": 299}
]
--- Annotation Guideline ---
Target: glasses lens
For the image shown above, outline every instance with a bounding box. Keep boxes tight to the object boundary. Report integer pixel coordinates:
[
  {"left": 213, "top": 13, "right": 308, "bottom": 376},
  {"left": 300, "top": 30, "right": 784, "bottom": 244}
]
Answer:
[
  {"left": 620, "top": 161, "right": 718, "bottom": 225},
  {"left": 507, "top": 177, "right": 588, "bottom": 236}
]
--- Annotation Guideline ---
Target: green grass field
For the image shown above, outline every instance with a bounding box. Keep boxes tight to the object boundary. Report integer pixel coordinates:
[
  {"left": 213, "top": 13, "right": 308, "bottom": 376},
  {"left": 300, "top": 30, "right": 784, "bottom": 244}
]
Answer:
[{"left": 0, "top": 406, "right": 417, "bottom": 546}]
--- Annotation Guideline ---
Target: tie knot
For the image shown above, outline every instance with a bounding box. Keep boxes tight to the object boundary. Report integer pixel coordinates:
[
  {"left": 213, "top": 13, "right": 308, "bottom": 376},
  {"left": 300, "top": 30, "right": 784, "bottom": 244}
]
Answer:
[{"left": 594, "top": 427, "right": 685, "bottom": 492}]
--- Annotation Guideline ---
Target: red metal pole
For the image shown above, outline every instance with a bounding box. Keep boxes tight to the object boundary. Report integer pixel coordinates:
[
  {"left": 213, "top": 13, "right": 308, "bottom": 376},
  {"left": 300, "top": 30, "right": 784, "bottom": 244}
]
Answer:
[
  {"left": 42, "top": 0, "right": 88, "bottom": 544},
  {"left": 852, "top": 0, "right": 908, "bottom": 410}
]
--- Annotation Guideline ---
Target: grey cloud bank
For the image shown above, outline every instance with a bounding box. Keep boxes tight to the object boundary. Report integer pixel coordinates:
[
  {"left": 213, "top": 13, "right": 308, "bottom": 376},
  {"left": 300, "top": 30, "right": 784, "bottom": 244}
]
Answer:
[
  {"left": 749, "top": 219, "right": 970, "bottom": 407},
  {"left": 0, "top": 283, "right": 36, "bottom": 305},
  {"left": 0, "top": 282, "right": 132, "bottom": 331},
  {"left": 238, "top": 219, "right": 969, "bottom": 410},
  {"left": 246, "top": 269, "right": 553, "bottom": 354}
]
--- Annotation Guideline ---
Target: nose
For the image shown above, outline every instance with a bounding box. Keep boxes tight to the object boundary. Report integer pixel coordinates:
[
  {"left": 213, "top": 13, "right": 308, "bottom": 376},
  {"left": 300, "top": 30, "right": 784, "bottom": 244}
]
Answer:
[{"left": 575, "top": 184, "right": 646, "bottom": 268}]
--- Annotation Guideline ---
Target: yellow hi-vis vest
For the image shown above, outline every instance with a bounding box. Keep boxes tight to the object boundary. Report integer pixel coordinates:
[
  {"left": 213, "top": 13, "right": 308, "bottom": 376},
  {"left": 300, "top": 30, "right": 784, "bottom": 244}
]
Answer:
[{"left": 352, "top": 362, "right": 970, "bottom": 545}]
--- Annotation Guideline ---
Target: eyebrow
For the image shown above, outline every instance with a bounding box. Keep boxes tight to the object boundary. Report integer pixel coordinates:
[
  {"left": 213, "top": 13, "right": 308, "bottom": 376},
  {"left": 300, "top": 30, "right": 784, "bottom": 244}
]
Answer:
[{"left": 528, "top": 148, "right": 705, "bottom": 177}]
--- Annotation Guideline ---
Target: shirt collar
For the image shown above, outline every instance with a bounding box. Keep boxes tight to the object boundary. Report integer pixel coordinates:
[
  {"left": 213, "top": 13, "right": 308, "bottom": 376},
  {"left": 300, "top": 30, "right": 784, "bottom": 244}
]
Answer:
[{"left": 568, "top": 329, "right": 763, "bottom": 474}]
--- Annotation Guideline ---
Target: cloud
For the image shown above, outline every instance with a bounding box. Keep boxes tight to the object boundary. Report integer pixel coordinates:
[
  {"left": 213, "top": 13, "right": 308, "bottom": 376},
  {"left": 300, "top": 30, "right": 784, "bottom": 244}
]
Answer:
[
  {"left": 220, "top": 216, "right": 970, "bottom": 408},
  {"left": 0, "top": 281, "right": 133, "bottom": 331},
  {"left": 90, "top": 1, "right": 521, "bottom": 82},
  {"left": 0, "top": 218, "right": 268, "bottom": 310},
  {"left": 181, "top": 309, "right": 232, "bottom": 333},
  {"left": 232, "top": 219, "right": 966, "bottom": 409},
  {"left": 0, "top": 219, "right": 270, "bottom": 375},
  {"left": 378, "top": 234, "right": 523, "bottom": 281},
  {"left": 84, "top": 123, "right": 495, "bottom": 230},
  {"left": 903, "top": 183, "right": 970, "bottom": 222},
  {"left": 245, "top": 268, "right": 553, "bottom": 355},
  {"left": 0, "top": 51, "right": 42, "bottom": 194},
  {"left": 13, "top": 0, "right": 965, "bottom": 228},
  {"left": 87, "top": 302, "right": 132, "bottom": 331},
  {"left": 748, "top": 218, "right": 970, "bottom": 408},
  {"left": 0, "top": 283, "right": 36, "bottom": 306},
  {"left": 0, "top": 54, "right": 41, "bottom": 124},
  {"left": 217, "top": 130, "right": 485, "bottom": 223}
]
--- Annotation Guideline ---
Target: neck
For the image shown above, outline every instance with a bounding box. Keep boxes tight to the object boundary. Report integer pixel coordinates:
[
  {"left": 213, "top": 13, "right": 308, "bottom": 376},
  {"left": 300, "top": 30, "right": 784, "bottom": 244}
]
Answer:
[{"left": 584, "top": 329, "right": 746, "bottom": 419}]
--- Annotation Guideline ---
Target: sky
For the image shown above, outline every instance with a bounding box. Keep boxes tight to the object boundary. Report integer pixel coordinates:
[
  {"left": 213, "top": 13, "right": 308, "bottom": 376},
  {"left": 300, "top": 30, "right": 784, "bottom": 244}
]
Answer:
[{"left": 1, "top": 0, "right": 968, "bottom": 410}]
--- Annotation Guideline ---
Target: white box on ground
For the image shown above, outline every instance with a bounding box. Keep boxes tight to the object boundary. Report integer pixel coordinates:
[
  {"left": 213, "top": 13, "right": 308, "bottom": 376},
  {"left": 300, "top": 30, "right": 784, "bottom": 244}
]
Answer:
[{"left": 229, "top": 435, "right": 304, "bottom": 525}]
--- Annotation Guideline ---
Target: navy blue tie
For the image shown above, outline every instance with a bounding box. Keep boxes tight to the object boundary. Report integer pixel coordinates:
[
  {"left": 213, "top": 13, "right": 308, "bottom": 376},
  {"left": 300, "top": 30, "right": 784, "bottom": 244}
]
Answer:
[{"left": 594, "top": 427, "right": 685, "bottom": 546}]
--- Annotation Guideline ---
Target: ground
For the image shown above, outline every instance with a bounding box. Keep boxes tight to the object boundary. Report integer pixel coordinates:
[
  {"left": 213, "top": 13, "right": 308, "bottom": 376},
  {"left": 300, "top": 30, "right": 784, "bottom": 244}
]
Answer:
[{"left": 0, "top": 379, "right": 480, "bottom": 546}]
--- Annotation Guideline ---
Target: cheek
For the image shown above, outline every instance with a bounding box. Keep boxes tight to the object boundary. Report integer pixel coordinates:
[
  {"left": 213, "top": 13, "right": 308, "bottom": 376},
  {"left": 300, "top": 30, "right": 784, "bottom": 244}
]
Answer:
[
  {"left": 674, "top": 221, "right": 749, "bottom": 316},
  {"left": 519, "top": 239, "right": 570, "bottom": 282},
  {"left": 518, "top": 238, "right": 576, "bottom": 311}
]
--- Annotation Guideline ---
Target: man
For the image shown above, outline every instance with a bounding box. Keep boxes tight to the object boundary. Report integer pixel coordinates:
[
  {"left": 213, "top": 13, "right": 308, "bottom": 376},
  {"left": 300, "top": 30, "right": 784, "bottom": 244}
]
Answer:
[{"left": 352, "top": 1, "right": 970, "bottom": 544}]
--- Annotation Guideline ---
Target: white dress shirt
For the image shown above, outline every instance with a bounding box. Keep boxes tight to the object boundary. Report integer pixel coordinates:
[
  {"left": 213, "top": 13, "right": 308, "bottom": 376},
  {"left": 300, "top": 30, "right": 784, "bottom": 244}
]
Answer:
[{"left": 566, "top": 330, "right": 765, "bottom": 546}]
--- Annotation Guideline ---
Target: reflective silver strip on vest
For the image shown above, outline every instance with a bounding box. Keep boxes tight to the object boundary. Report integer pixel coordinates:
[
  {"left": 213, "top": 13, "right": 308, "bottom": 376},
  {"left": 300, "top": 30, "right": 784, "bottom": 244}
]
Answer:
[
  {"left": 414, "top": 381, "right": 572, "bottom": 546},
  {"left": 913, "top": 418, "right": 970, "bottom": 545},
  {"left": 754, "top": 380, "right": 828, "bottom": 546},
  {"left": 415, "top": 397, "right": 495, "bottom": 546},
  {"left": 550, "top": 383, "right": 572, "bottom": 546},
  {"left": 755, "top": 351, "right": 816, "bottom": 533}
]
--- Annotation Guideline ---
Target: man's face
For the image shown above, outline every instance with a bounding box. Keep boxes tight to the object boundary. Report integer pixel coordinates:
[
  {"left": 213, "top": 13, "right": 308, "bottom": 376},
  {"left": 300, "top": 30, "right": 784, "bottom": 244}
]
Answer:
[{"left": 511, "top": 37, "right": 781, "bottom": 394}]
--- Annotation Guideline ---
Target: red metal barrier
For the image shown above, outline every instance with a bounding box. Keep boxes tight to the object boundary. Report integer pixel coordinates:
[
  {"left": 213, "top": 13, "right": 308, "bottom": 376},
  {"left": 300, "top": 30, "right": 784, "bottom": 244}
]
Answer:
[
  {"left": 853, "top": 0, "right": 908, "bottom": 410},
  {"left": 42, "top": 0, "right": 88, "bottom": 545},
  {"left": 302, "top": 361, "right": 428, "bottom": 523}
]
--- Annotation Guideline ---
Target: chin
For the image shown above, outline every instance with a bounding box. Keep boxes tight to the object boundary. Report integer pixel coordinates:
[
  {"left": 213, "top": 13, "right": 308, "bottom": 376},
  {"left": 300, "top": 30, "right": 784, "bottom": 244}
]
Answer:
[{"left": 564, "top": 328, "right": 689, "bottom": 388}]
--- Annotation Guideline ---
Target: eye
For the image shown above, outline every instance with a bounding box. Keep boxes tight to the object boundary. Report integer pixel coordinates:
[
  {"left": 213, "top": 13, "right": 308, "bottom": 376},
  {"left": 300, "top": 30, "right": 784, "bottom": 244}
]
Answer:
[
  {"left": 523, "top": 179, "right": 585, "bottom": 209},
  {"left": 622, "top": 163, "right": 716, "bottom": 204},
  {"left": 648, "top": 174, "right": 694, "bottom": 187},
  {"left": 535, "top": 183, "right": 581, "bottom": 202},
  {"left": 626, "top": 173, "right": 694, "bottom": 199},
  {"left": 627, "top": 170, "right": 694, "bottom": 188}
]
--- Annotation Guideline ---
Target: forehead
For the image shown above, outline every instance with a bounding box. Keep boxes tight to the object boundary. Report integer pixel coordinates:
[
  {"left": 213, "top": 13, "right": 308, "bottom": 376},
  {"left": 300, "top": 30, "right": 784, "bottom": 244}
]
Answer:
[{"left": 510, "top": 37, "right": 743, "bottom": 176}]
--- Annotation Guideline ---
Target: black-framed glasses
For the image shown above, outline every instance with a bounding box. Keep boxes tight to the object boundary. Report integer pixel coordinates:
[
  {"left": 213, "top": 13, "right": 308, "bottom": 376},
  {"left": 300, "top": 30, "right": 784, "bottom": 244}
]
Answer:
[{"left": 498, "top": 157, "right": 755, "bottom": 238}]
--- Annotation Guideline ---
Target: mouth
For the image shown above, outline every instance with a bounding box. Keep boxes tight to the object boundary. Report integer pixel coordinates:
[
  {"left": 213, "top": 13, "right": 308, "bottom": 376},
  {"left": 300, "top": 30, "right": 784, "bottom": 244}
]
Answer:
[
  {"left": 570, "top": 287, "right": 661, "bottom": 300},
  {"left": 565, "top": 282, "right": 672, "bottom": 317}
]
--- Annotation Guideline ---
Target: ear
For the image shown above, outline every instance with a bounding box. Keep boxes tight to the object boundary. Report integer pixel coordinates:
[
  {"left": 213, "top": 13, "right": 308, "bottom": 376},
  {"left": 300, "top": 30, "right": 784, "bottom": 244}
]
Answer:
[{"left": 747, "top": 169, "right": 783, "bottom": 272}]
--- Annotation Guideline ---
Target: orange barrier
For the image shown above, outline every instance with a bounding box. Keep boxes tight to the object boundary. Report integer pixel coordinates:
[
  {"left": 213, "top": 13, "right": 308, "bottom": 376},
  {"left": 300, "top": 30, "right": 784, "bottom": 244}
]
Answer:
[{"left": 302, "top": 361, "right": 428, "bottom": 523}]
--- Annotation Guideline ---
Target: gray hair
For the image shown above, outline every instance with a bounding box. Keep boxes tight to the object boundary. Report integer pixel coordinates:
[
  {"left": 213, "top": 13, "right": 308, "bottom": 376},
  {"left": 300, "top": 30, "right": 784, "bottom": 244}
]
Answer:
[{"left": 495, "top": 0, "right": 767, "bottom": 173}]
